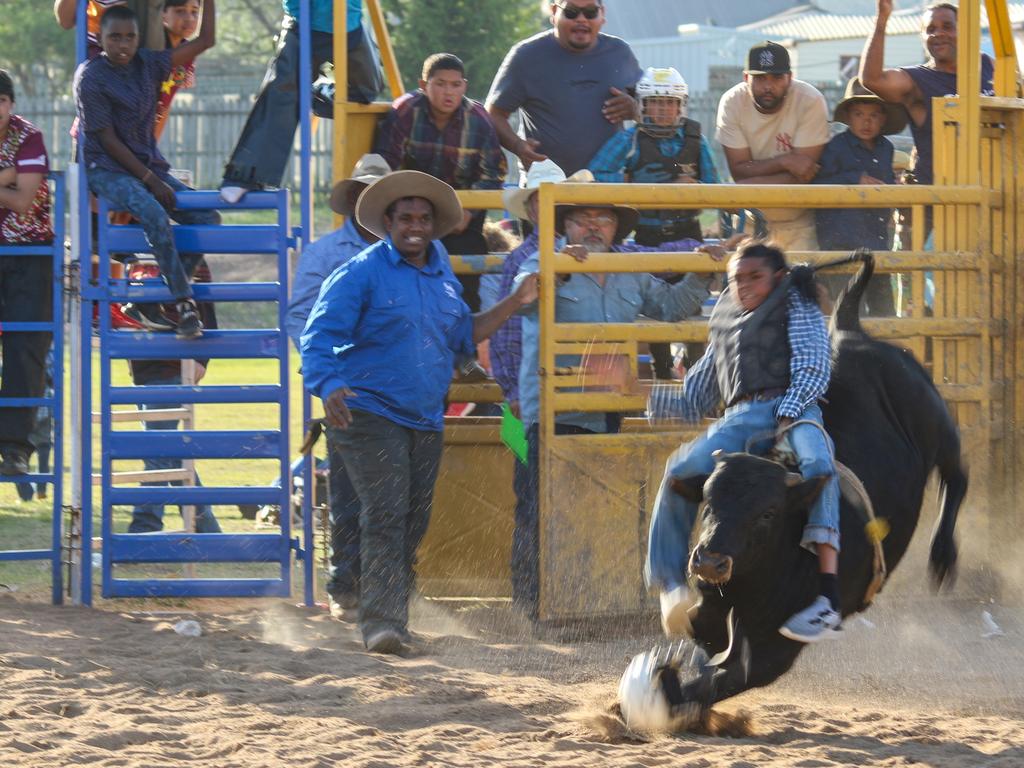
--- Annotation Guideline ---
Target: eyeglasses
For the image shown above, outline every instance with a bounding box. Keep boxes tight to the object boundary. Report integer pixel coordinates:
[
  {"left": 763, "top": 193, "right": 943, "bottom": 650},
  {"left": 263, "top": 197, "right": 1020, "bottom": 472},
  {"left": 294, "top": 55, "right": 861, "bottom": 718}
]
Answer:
[
  {"left": 555, "top": 2, "right": 601, "bottom": 20},
  {"left": 566, "top": 213, "right": 616, "bottom": 227}
]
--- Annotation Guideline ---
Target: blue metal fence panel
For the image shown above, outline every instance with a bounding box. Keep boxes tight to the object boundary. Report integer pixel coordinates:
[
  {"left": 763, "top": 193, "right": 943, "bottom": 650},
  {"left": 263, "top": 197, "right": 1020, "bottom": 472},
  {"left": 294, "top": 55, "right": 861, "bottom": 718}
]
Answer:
[
  {"left": 107, "top": 532, "right": 289, "bottom": 563},
  {"left": 105, "top": 330, "right": 281, "bottom": 360},
  {"left": 105, "top": 578, "right": 290, "bottom": 599},
  {"left": 109, "top": 282, "right": 282, "bottom": 303},
  {"left": 107, "top": 384, "right": 283, "bottom": 405},
  {"left": 68, "top": 0, "right": 316, "bottom": 606},
  {"left": 108, "top": 430, "right": 284, "bottom": 460},
  {"left": 103, "top": 224, "right": 283, "bottom": 255},
  {"left": 0, "top": 172, "right": 66, "bottom": 605},
  {"left": 88, "top": 186, "right": 296, "bottom": 601}
]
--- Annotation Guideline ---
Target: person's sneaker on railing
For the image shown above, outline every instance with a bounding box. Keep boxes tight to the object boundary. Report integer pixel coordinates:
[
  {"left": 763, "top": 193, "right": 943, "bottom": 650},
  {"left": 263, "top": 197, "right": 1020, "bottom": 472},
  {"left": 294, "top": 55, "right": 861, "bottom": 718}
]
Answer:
[
  {"left": 175, "top": 299, "right": 203, "bottom": 339},
  {"left": 121, "top": 302, "right": 175, "bottom": 332}
]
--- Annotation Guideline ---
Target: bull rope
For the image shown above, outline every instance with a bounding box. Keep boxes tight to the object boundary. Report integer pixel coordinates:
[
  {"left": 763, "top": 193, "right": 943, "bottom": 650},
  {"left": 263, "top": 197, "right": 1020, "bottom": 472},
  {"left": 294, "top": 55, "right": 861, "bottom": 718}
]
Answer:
[{"left": 746, "top": 420, "right": 889, "bottom": 609}]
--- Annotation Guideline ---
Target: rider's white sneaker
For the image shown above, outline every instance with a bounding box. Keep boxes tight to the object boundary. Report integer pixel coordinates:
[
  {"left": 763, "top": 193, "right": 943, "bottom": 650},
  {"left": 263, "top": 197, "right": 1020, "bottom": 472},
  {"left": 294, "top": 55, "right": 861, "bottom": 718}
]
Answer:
[
  {"left": 660, "top": 585, "right": 696, "bottom": 638},
  {"left": 779, "top": 595, "right": 842, "bottom": 643}
]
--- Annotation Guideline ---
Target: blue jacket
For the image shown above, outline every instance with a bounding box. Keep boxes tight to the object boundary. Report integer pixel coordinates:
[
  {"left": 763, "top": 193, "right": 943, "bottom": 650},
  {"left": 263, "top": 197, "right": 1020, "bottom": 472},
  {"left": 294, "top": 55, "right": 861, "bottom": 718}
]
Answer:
[{"left": 300, "top": 238, "right": 475, "bottom": 431}]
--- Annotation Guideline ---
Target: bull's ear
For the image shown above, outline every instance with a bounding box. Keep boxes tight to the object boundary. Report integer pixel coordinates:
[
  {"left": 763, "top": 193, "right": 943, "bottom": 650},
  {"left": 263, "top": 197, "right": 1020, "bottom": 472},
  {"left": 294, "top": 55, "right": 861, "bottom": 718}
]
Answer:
[
  {"left": 785, "top": 476, "right": 827, "bottom": 511},
  {"left": 670, "top": 475, "right": 709, "bottom": 504}
]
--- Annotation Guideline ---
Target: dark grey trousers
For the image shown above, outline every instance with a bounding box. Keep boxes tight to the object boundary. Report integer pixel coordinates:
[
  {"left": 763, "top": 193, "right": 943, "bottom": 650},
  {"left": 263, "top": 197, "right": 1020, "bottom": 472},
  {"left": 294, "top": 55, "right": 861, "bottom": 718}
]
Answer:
[
  {"left": 221, "top": 20, "right": 335, "bottom": 189},
  {"left": 331, "top": 409, "right": 443, "bottom": 640}
]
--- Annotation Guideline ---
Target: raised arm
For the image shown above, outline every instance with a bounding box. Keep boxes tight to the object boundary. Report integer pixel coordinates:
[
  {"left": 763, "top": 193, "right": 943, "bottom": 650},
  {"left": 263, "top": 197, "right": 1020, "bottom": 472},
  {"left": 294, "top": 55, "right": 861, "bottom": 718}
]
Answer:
[
  {"left": 54, "top": 0, "right": 77, "bottom": 29},
  {"left": 860, "top": 0, "right": 916, "bottom": 104},
  {"left": 170, "top": 0, "right": 215, "bottom": 67}
]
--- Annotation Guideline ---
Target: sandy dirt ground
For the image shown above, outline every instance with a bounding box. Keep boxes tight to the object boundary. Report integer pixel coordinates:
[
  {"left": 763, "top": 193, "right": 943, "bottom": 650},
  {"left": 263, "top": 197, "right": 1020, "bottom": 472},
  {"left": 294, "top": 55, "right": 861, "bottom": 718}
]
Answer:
[{"left": 1, "top": 584, "right": 1021, "bottom": 768}]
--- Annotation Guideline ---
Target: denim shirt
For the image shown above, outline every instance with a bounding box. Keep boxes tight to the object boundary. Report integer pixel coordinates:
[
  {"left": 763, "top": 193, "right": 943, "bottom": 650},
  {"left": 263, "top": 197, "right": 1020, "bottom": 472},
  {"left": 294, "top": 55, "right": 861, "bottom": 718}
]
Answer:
[
  {"left": 300, "top": 237, "right": 475, "bottom": 431},
  {"left": 516, "top": 250, "right": 710, "bottom": 431},
  {"left": 813, "top": 130, "right": 895, "bottom": 251},
  {"left": 286, "top": 218, "right": 373, "bottom": 348}
]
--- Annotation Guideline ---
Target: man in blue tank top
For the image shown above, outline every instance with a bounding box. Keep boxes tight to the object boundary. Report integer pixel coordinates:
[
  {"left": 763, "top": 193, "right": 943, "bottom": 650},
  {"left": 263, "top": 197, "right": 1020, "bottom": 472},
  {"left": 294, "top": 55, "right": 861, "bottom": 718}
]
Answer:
[{"left": 859, "top": 1, "right": 993, "bottom": 187}]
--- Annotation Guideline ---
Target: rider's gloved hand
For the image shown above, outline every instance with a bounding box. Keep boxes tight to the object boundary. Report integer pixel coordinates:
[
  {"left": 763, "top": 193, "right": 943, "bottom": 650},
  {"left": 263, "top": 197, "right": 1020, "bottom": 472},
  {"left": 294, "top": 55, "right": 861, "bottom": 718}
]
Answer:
[{"left": 632, "top": 161, "right": 676, "bottom": 184}]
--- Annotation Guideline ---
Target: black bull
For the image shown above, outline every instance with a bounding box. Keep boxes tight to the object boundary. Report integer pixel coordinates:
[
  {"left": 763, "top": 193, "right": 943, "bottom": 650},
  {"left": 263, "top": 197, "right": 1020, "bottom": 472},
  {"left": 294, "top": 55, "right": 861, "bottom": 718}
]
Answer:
[{"left": 669, "top": 255, "right": 968, "bottom": 708}]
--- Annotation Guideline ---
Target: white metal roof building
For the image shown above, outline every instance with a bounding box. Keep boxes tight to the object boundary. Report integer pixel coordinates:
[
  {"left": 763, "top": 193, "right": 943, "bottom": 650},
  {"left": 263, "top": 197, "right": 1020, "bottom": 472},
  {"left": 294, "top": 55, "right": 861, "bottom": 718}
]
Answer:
[
  {"left": 626, "top": 25, "right": 768, "bottom": 94},
  {"left": 740, "top": 5, "right": 1024, "bottom": 84}
]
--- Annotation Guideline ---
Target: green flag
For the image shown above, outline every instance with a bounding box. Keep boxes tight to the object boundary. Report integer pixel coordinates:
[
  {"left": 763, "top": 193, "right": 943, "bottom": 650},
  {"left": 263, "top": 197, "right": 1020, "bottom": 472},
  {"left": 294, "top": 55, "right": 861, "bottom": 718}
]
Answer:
[{"left": 500, "top": 402, "right": 528, "bottom": 466}]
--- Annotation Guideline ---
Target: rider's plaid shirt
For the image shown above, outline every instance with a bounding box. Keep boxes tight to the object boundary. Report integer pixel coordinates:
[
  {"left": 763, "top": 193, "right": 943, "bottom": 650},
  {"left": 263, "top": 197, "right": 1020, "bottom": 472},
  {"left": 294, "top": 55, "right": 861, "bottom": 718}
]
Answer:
[{"left": 650, "top": 287, "right": 831, "bottom": 422}]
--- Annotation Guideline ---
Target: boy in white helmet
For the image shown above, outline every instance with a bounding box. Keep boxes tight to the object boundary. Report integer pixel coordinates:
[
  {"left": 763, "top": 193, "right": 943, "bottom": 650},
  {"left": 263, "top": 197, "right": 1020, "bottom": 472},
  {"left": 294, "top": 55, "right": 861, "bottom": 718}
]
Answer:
[{"left": 589, "top": 66, "right": 721, "bottom": 246}]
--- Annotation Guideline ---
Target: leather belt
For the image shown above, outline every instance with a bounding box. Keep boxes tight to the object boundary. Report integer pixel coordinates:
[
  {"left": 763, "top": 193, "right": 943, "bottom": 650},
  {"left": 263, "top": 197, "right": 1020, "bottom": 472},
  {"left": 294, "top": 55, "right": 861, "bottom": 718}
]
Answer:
[{"left": 728, "top": 387, "right": 787, "bottom": 408}]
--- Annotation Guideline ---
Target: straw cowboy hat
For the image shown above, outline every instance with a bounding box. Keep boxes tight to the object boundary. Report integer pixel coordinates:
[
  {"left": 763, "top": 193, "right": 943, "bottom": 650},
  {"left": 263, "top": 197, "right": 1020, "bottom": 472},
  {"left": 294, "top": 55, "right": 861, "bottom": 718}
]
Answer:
[
  {"left": 329, "top": 153, "right": 392, "bottom": 216},
  {"left": 833, "top": 77, "right": 908, "bottom": 136},
  {"left": 355, "top": 170, "right": 464, "bottom": 241}
]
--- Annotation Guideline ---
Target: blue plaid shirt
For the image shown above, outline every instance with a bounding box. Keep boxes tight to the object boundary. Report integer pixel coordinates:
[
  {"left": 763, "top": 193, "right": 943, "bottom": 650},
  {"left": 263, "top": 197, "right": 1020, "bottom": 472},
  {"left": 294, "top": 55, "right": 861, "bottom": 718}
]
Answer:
[
  {"left": 651, "top": 287, "right": 830, "bottom": 422},
  {"left": 588, "top": 127, "right": 721, "bottom": 185}
]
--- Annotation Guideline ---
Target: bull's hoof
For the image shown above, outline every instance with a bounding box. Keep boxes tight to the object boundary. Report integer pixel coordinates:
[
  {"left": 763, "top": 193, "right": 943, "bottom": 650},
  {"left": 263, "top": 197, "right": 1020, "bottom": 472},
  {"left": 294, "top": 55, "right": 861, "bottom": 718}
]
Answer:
[{"left": 618, "top": 641, "right": 713, "bottom": 734}]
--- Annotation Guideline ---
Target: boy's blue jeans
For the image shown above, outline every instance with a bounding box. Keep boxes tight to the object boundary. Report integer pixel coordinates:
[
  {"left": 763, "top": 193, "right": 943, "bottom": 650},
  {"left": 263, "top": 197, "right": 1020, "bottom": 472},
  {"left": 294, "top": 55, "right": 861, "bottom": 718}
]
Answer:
[
  {"left": 645, "top": 398, "right": 840, "bottom": 591},
  {"left": 87, "top": 168, "right": 220, "bottom": 300}
]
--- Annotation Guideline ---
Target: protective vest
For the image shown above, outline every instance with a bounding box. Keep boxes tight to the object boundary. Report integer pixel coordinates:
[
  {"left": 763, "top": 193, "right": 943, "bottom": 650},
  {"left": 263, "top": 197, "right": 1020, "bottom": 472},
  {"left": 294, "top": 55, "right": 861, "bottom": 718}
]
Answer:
[
  {"left": 708, "top": 277, "right": 792, "bottom": 407},
  {"left": 634, "top": 119, "right": 703, "bottom": 226}
]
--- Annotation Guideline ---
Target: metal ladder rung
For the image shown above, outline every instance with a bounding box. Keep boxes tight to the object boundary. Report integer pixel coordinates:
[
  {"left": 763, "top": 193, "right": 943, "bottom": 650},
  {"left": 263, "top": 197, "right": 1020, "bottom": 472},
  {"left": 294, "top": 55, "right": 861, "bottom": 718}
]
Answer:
[
  {"left": 93, "top": 408, "right": 191, "bottom": 423},
  {"left": 92, "top": 468, "right": 194, "bottom": 485}
]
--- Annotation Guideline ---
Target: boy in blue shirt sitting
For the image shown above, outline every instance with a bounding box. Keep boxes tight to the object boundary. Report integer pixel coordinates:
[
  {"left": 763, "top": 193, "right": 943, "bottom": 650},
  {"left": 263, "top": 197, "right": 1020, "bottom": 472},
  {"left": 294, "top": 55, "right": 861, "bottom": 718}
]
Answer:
[{"left": 813, "top": 77, "right": 906, "bottom": 314}]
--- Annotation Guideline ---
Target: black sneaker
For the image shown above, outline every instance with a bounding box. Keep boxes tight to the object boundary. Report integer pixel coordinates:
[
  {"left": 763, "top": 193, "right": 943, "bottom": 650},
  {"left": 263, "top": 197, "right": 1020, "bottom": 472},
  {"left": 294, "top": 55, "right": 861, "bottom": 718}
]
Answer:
[
  {"left": 175, "top": 299, "right": 203, "bottom": 339},
  {"left": 0, "top": 448, "right": 29, "bottom": 476},
  {"left": 122, "top": 302, "right": 175, "bottom": 332}
]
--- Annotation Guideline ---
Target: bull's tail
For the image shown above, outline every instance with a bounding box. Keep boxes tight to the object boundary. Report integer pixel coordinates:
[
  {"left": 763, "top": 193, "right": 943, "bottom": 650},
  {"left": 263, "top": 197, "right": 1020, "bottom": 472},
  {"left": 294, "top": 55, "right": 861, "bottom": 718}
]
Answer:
[{"left": 829, "top": 249, "right": 875, "bottom": 336}]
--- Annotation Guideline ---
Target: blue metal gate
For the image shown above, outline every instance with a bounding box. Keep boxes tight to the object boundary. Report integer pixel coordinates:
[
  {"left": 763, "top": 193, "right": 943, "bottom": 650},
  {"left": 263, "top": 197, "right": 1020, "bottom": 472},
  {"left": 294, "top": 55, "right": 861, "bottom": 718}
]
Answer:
[
  {"left": 77, "top": 189, "right": 311, "bottom": 601},
  {"left": 0, "top": 173, "right": 66, "bottom": 605}
]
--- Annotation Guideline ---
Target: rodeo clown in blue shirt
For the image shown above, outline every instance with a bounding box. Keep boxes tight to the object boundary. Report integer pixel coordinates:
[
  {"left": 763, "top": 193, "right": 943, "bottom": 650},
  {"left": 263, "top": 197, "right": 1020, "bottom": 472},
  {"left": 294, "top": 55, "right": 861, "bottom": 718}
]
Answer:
[{"left": 300, "top": 170, "right": 537, "bottom": 656}]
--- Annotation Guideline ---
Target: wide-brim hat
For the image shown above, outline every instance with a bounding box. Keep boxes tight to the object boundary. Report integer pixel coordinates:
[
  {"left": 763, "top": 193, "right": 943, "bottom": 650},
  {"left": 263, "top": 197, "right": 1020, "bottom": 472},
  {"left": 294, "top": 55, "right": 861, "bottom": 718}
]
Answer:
[
  {"left": 503, "top": 161, "right": 596, "bottom": 221},
  {"left": 555, "top": 203, "right": 640, "bottom": 243},
  {"left": 833, "top": 77, "right": 908, "bottom": 135},
  {"left": 330, "top": 153, "right": 392, "bottom": 216},
  {"left": 355, "top": 170, "right": 463, "bottom": 241}
]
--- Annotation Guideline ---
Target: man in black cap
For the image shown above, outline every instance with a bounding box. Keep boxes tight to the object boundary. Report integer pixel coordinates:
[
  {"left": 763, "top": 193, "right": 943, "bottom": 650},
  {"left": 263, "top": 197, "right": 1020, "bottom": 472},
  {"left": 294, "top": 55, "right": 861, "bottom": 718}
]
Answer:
[{"left": 715, "top": 41, "right": 829, "bottom": 251}]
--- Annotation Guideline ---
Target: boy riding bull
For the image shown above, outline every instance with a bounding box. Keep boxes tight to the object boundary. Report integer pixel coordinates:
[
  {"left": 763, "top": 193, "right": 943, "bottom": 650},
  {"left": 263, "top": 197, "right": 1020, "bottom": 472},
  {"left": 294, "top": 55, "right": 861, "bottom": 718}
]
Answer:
[{"left": 646, "top": 241, "right": 842, "bottom": 643}]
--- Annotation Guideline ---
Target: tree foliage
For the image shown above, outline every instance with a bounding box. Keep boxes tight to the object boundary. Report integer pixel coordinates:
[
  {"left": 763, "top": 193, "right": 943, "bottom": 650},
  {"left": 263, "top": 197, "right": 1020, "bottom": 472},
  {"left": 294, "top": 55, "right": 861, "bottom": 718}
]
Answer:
[
  {"left": 0, "top": 0, "right": 77, "bottom": 97},
  {"left": 1, "top": 0, "right": 546, "bottom": 99},
  {"left": 379, "top": 0, "right": 546, "bottom": 101}
]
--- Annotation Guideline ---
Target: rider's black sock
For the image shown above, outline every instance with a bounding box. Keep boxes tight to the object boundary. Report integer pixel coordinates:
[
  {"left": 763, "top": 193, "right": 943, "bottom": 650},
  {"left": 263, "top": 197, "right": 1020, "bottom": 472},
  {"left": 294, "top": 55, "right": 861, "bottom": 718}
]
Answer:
[{"left": 819, "top": 573, "right": 840, "bottom": 612}]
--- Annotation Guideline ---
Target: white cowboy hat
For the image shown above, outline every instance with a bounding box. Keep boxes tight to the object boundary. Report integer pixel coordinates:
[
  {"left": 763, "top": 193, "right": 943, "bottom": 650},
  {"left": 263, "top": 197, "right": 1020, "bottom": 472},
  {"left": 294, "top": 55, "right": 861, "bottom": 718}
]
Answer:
[
  {"left": 502, "top": 160, "right": 595, "bottom": 221},
  {"left": 355, "top": 170, "right": 463, "bottom": 241},
  {"left": 329, "top": 153, "right": 393, "bottom": 216}
]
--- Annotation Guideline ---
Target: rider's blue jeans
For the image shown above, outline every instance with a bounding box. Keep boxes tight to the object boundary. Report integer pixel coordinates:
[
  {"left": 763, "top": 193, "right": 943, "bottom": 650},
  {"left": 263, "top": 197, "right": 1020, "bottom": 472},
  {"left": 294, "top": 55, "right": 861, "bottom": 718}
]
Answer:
[{"left": 645, "top": 397, "right": 840, "bottom": 591}]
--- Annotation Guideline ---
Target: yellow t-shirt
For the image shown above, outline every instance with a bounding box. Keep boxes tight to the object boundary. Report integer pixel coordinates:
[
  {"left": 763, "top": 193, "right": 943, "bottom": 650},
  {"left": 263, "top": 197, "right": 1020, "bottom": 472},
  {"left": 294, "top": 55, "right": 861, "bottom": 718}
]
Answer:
[{"left": 715, "top": 79, "right": 829, "bottom": 226}]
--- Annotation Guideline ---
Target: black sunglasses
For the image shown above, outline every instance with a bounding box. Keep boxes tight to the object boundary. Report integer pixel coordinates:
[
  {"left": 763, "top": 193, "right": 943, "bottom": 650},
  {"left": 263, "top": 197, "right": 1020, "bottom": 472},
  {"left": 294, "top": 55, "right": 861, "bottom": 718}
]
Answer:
[{"left": 556, "top": 3, "right": 601, "bottom": 20}]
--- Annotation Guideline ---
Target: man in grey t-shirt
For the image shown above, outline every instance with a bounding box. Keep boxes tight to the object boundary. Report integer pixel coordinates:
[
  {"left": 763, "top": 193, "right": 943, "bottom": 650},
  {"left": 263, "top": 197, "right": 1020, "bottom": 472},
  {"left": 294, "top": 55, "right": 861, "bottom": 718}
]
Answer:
[{"left": 486, "top": 0, "right": 642, "bottom": 175}]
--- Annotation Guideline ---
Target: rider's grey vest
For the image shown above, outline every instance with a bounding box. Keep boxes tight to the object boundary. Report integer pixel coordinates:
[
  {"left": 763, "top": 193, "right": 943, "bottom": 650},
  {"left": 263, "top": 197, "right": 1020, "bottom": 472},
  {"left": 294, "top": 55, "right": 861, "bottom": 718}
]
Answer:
[{"left": 708, "top": 278, "right": 792, "bottom": 407}]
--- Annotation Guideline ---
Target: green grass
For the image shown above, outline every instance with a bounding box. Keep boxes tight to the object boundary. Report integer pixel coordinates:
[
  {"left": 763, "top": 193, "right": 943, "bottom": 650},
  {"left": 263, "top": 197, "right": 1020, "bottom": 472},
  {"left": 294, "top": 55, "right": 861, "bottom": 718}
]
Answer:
[{"left": 0, "top": 354, "right": 324, "bottom": 601}]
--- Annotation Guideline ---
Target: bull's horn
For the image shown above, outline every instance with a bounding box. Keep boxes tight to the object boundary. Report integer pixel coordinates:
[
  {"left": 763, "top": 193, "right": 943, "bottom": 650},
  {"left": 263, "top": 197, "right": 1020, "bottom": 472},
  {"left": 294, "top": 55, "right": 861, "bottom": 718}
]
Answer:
[
  {"left": 712, "top": 449, "right": 725, "bottom": 463},
  {"left": 785, "top": 472, "right": 804, "bottom": 486}
]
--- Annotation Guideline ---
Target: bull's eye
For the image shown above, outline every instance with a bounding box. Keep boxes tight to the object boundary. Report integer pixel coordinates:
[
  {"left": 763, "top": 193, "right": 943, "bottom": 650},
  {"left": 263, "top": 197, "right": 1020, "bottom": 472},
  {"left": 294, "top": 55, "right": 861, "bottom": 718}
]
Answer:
[{"left": 761, "top": 507, "right": 777, "bottom": 521}]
